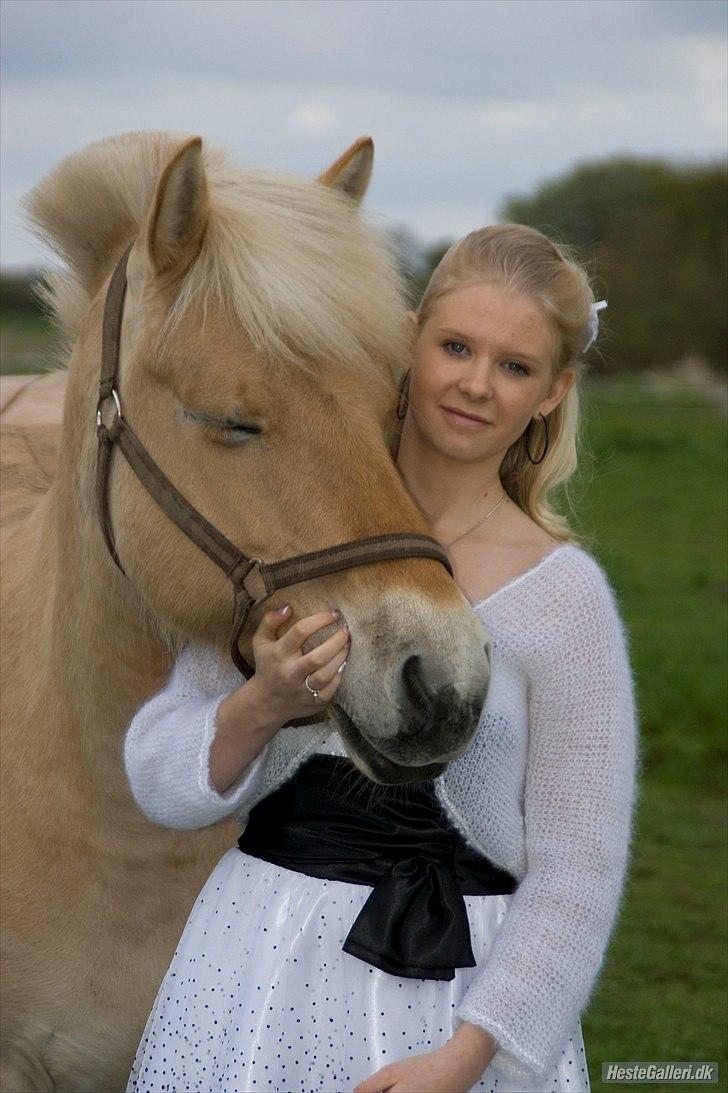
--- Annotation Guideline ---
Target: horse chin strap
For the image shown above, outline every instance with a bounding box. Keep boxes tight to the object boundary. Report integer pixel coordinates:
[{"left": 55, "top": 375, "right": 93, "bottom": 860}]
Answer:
[{"left": 95, "top": 243, "right": 454, "bottom": 726}]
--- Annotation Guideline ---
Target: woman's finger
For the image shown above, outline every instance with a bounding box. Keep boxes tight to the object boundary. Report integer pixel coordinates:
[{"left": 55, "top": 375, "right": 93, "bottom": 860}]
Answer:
[
  {"left": 308, "top": 658, "right": 348, "bottom": 705},
  {"left": 252, "top": 605, "right": 292, "bottom": 645},
  {"left": 295, "top": 624, "right": 349, "bottom": 675},
  {"left": 302, "top": 643, "right": 349, "bottom": 692},
  {"left": 276, "top": 610, "right": 342, "bottom": 656}
]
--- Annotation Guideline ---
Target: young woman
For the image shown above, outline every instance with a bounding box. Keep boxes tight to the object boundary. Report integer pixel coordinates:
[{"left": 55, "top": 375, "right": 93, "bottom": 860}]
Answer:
[{"left": 124, "top": 224, "right": 638, "bottom": 1093}]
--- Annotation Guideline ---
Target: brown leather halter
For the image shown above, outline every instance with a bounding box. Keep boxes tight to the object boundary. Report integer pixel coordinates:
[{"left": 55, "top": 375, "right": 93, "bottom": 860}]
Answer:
[{"left": 95, "top": 243, "right": 454, "bottom": 721}]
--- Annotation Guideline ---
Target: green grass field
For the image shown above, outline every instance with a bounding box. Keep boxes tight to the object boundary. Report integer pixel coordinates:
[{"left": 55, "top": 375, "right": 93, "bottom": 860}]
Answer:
[
  {"left": 0, "top": 309, "right": 63, "bottom": 375},
  {"left": 568, "top": 385, "right": 727, "bottom": 1090},
  {"left": 2, "top": 312, "right": 726, "bottom": 1090}
]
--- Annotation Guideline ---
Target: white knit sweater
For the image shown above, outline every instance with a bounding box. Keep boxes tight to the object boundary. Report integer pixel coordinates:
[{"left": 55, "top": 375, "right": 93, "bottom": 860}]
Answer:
[{"left": 123, "top": 543, "right": 639, "bottom": 1083}]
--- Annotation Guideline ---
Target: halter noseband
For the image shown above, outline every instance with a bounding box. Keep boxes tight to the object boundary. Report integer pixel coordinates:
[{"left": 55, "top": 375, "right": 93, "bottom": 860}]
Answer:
[{"left": 95, "top": 243, "right": 453, "bottom": 725}]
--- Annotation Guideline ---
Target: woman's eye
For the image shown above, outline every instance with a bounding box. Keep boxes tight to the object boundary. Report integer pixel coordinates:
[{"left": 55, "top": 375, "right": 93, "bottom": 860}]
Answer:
[
  {"left": 444, "top": 341, "right": 468, "bottom": 355},
  {"left": 504, "top": 360, "right": 529, "bottom": 376}
]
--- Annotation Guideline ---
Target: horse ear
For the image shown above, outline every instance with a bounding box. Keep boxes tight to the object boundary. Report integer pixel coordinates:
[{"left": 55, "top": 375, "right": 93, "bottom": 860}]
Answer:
[
  {"left": 145, "top": 137, "right": 209, "bottom": 275},
  {"left": 316, "top": 136, "right": 373, "bottom": 203}
]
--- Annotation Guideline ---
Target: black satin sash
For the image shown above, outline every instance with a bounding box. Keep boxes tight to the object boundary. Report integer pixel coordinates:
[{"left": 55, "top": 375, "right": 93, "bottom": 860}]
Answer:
[{"left": 236, "top": 753, "right": 518, "bottom": 981}]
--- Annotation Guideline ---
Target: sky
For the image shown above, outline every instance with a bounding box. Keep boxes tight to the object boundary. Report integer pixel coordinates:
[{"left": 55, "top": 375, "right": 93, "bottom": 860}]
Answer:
[{"left": 1, "top": 0, "right": 726, "bottom": 270}]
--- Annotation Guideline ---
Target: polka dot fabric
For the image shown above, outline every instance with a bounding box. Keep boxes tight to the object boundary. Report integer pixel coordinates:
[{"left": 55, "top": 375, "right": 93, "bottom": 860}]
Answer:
[{"left": 126, "top": 849, "right": 590, "bottom": 1093}]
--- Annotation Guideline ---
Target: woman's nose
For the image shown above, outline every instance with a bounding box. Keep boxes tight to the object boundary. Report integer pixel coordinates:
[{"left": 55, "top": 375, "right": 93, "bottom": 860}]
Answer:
[{"left": 458, "top": 361, "right": 494, "bottom": 399}]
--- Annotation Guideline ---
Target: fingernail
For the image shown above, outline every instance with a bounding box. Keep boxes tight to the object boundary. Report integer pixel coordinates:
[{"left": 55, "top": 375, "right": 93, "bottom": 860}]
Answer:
[
  {"left": 277, "top": 604, "right": 290, "bottom": 615},
  {"left": 337, "top": 659, "right": 348, "bottom": 674},
  {"left": 342, "top": 623, "right": 350, "bottom": 635},
  {"left": 332, "top": 609, "right": 341, "bottom": 619}
]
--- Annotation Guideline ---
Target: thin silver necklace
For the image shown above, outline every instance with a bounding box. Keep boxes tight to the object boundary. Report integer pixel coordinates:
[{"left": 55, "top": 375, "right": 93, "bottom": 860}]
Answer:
[{"left": 441, "top": 490, "right": 509, "bottom": 550}]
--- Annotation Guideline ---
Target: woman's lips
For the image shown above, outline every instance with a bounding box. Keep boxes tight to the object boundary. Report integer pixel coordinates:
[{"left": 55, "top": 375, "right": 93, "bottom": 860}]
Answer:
[{"left": 441, "top": 406, "right": 491, "bottom": 429}]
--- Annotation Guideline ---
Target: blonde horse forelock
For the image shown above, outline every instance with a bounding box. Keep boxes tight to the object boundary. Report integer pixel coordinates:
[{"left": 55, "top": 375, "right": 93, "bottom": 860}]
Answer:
[{"left": 22, "top": 130, "right": 409, "bottom": 388}]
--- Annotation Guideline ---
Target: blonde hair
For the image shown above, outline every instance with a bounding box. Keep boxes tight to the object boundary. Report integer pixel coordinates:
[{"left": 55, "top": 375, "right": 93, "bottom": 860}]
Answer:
[
  {"left": 22, "top": 130, "right": 409, "bottom": 391},
  {"left": 416, "top": 224, "right": 597, "bottom": 545}
]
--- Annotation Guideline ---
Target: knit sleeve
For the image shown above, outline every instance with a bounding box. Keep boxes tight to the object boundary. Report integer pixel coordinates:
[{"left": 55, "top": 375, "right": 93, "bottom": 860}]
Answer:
[
  {"left": 122, "top": 640, "right": 273, "bottom": 830},
  {"left": 454, "top": 554, "right": 640, "bottom": 1082}
]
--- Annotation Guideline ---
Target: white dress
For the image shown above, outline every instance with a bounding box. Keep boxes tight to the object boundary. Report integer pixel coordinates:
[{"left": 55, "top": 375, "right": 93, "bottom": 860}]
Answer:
[
  {"left": 124, "top": 544, "right": 639, "bottom": 1093},
  {"left": 126, "top": 842, "right": 590, "bottom": 1093}
]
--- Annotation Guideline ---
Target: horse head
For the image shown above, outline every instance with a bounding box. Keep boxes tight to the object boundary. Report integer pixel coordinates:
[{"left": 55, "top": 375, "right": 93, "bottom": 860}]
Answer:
[{"left": 26, "top": 131, "right": 492, "bottom": 784}]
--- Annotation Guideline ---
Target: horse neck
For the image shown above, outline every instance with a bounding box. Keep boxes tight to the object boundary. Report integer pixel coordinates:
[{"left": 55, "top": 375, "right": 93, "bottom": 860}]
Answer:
[{"left": 38, "top": 351, "right": 174, "bottom": 810}]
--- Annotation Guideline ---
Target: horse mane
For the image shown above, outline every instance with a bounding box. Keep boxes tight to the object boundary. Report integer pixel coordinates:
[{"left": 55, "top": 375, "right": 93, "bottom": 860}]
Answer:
[{"left": 22, "top": 130, "right": 410, "bottom": 382}]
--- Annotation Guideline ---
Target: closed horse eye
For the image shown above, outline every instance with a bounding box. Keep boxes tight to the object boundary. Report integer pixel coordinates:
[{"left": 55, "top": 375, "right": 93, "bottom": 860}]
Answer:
[
  {"left": 183, "top": 408, "right": 262, "bottom": 442},
  {"left": 217, "top": 420, "right": 261, "bottom": 436}
]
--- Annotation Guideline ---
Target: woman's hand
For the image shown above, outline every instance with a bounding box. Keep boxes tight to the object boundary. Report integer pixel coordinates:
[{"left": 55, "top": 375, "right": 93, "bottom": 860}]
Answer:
[
  {"left": 249, "top": 604, "right": 350, "bottom": 724},
  {"left": 210, "top": 606, "right": 349, "bottom": 794},
  {"left": 353, "top": 1022, "right": 496, "bottom": 1093}
]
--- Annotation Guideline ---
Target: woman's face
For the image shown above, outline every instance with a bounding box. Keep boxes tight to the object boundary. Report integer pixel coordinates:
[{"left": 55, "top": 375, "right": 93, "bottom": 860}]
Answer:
[{"left": 407, "top": 282, "right": 575, "bottom": 462}]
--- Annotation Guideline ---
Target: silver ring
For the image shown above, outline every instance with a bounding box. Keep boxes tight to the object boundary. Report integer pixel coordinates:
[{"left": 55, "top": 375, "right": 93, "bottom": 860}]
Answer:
[
  {"left": 96, "top": 388, "right": 122, "bottom": 427},
  {"left": 304, "top": 674, "right": 320, "bottom": 702}
]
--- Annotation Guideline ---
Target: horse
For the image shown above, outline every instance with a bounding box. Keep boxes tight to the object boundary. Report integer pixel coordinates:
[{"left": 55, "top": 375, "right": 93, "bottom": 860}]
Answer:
[{"left": 0, "top": 131, "right": 492, "bottom": 1092}]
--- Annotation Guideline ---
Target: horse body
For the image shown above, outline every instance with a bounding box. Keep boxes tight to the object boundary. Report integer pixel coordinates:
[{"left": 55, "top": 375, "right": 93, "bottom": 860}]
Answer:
[
  {"left": 0, "top": 373, "right": 64, "bottom": 529},
  {"left": 0, "top": 132, "right": 492, "bottom": 1090},
  {"left": 1, "top": 367, "right": 238, "bottom": 1091}
]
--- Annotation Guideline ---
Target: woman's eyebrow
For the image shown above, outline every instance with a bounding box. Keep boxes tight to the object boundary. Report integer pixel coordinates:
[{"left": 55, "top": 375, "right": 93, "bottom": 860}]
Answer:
[{"left": 435, "top": 326, "right": 476, "bottom": 340}]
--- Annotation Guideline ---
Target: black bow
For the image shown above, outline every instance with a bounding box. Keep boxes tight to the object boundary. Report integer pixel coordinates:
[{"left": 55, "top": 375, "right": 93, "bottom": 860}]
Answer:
[
  {"left": 237, "top": 754, "right": 517, "bottom": 980},
  {"left": 341, "top": 852, "right": 477, "bottom": 980}
]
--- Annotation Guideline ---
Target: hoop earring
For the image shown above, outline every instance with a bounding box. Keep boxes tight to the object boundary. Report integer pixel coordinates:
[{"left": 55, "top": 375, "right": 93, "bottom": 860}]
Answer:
[
  {"left": 396, "top": 369, "right": 412, "bottom": 420},
  {"left": 525, "top": 412, "right": 549, "bottom": 464}
]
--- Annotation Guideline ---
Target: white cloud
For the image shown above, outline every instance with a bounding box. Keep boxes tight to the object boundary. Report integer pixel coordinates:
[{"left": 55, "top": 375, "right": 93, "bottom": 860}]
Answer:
[
  {"left": 288, "top": 103, "right": 337, "bottom": 135},
  {"left": 1, "top": 1, "right": 725, "bottom": 267},
  {"left": 677, "top": 35, "right": 728, "bottom": 126}
]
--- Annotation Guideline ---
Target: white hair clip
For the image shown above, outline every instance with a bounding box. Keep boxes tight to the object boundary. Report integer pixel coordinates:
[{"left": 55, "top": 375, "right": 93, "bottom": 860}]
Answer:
[{"left": 584, "top": 299, "right": 608, "bottom": 351}]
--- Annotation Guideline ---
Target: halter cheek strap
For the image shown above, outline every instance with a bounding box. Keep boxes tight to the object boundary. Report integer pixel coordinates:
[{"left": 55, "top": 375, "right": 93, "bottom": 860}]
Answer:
[{"left": 95, "top": 243, "right": 454, "bottom": 725}]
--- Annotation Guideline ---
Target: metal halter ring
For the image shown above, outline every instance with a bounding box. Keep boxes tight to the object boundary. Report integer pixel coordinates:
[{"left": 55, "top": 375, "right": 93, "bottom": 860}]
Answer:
[
  {"left": 304, "top": 674, "right": 320, "bottom": 702},
  {"left": 96, "top": 388, "right": 122, "bottom": 427}
]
